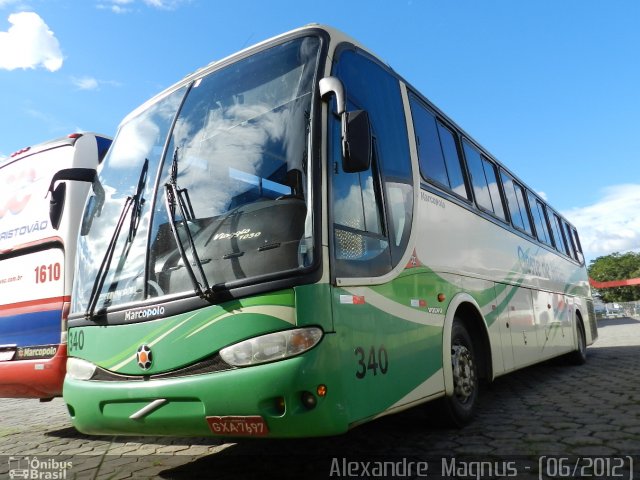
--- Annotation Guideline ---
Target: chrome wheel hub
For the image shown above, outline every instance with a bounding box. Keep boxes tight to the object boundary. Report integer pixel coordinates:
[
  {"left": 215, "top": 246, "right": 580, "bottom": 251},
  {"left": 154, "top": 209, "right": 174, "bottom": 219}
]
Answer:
[{"left": 451, "top": 344, "right": 476, "bottom": 402}]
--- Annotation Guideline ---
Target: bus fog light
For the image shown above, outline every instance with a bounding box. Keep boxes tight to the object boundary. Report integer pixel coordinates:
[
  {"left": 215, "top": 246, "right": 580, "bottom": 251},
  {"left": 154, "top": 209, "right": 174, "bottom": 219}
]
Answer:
[
  {"left": 219, "top": 327, "right": 323, "bottom": 367},
  {"left": 66, "top": 357, "right": 96, "bottom": 381},
  {"left": 301, "top": 391, "right": 317, "bottom": 410}
]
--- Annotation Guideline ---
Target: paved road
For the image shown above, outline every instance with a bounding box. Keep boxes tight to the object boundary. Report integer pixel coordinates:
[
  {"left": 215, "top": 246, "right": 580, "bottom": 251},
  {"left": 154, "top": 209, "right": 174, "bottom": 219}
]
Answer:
[{"left": 0, "top": 317, "right": 638, "bottom": 479}]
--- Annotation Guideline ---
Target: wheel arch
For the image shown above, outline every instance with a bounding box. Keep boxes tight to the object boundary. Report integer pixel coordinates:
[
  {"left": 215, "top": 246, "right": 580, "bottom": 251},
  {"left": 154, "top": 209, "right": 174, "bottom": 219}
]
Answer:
[
  {"left": 574, "top": 308, "right": 585, "bottom": 342},
  {"left": 442, "top": 293, "right": 493, "bottom": 396},
  {"left": 567, "top": 303, "right": 588, "bottom": 365},
  {"left": 574, "top": 305, "right": 590, "bottom": 349}
]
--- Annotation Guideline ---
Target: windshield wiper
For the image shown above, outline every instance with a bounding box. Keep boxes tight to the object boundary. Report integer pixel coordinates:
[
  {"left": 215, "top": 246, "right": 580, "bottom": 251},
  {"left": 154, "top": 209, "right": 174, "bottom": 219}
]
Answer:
[
  {"left": 128, "top": 158, "right": 149, "bottom": 242},
  {"left": 163, "top": 146, "right": 213, "bottom": 300},
  {"left": 169, "top": 147, "right": 196, "bottom": 221},
  {"left": 85, "top": 159, "right": 149, "bottom": 319}
]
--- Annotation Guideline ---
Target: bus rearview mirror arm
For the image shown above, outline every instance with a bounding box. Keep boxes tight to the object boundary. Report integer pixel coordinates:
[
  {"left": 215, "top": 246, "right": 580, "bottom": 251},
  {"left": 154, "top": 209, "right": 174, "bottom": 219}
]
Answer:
[
  {"left": 46, "top": 168, "right": 100, "bottom": 230},
  {"left": 319, "top": 76, "right": 346, "bottom": 115},
  {"left": 319, "top": 77, "right": 372, "bottom": 173}
]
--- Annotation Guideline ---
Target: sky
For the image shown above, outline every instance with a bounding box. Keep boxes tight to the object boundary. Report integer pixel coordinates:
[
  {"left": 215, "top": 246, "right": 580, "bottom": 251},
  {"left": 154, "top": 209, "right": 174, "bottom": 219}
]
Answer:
[{"left": 0, "top": 0, "right": 638, "bottom": 264}]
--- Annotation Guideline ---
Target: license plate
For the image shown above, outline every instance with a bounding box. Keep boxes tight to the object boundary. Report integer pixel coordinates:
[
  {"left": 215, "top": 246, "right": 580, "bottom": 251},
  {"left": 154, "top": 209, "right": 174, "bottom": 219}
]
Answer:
[{"left": 206, "top": 416, "right": 269, "bottom": 436}]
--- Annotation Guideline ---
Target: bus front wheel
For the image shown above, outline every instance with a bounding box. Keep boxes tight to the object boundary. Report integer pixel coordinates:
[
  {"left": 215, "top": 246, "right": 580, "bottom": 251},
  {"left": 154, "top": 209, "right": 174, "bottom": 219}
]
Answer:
[{"left": 443, "top": 318, "right": 479, "bottom": 426}]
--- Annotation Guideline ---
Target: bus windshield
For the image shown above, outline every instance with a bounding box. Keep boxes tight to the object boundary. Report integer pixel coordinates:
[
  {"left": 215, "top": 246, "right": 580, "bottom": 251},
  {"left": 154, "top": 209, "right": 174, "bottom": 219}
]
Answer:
[{"left": 72, "top": 35, "right": 321, "bottom": 314}]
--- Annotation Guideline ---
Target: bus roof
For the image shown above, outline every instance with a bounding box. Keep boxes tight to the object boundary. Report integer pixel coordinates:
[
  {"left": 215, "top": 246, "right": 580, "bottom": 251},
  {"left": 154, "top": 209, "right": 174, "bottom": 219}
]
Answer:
[
  {"left": 1, "top": 132, "right": 112, "bottom": 169},
  {"left": 117, "top": 24, "right": 365, "bottom": 127}
]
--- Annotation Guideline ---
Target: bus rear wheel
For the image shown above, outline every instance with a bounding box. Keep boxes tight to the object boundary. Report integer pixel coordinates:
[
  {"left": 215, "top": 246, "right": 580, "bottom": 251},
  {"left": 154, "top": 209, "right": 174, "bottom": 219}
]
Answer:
[
  {"left": 443, "top": 318, "right": 479, "bottom": 426},
  {"left": 566, "top": 319, "right": 587, "bottom": 365}
]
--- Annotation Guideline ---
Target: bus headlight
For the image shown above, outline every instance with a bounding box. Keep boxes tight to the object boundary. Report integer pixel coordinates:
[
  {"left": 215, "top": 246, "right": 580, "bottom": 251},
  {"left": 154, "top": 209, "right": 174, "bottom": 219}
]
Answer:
[
  {"left": 66, "top": 357, "right": 97, "bottom": 381},
  {"left": 220, "top": 327, "right": 323, "bottom": 367}
]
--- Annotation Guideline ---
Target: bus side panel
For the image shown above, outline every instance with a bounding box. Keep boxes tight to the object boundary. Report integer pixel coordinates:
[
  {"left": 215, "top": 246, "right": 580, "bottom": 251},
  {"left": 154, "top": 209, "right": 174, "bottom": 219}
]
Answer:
[
  {"left": 330, "top": 269, "right": 453, "bottom": 425},
  {"left": 0, "top": 248, "right": 66, "bottom": 397},
  {"left": 0, "top": 150, "right": 65, "bottom": 252},
  {"left": 416, "top": 188, "right": 591, "bottom": 372},
  {"left": 0, "top": 307, "right": 62, "bottom": 346},
  {"left": 0, "top": 345, "right": 66, "bottom": 398},
  {"left": 0, "top": 249, "right": 65, "bottom": 346}
]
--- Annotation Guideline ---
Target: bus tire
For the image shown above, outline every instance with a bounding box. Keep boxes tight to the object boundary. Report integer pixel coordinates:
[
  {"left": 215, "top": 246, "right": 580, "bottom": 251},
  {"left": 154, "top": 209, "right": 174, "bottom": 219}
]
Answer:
[
  {"left": 443, "top": 318, "right": 479, "bottom": 426},
  {"left": 567, "top": 319, "right": 587, "bottom": 365}
]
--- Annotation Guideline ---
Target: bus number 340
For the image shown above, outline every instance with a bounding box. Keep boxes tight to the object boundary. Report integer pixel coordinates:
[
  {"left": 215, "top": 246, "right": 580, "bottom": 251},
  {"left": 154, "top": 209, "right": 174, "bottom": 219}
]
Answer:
[
  {"left": 68, "top": 330, "right": 85, "bottom": 352},
  {"left": 355, "top": 346, "right": 389, "bottom": 379}
]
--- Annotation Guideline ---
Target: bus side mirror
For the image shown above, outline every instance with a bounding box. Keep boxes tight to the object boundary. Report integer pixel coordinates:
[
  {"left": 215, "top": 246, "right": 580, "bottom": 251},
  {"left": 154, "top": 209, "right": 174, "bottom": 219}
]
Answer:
[
  {"left": 343, "top": 110, "right": 372, "bottom": 173},
  {"left": 319, "top": 76, "right": 372, "bottom": 173},
  {"left": 49, "top": 182, "right": 66, "bottom": 230},
  {"left": 46, "top": 168, "right": 99, "bottom": 231}
]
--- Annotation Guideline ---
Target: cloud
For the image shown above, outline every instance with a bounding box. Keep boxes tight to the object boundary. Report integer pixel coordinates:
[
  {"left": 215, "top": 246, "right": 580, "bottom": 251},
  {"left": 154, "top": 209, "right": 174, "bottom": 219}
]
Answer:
[
  {"left": 70, "top": 75, "right": 122, "bottom": 90},
  {"left": 110, "top": 5, "right": 130, "bottom": 14},
  {"left": 0, "top": 11, "right": 63, "bottom": 71},
  {"left": 96, "top": 0, "right": 133, "bottom": 14},
  {"left": 71, "top": 76, "right": 99, "bottom": 90},
  {"left": 141, "top": 0, "right": 189, "bottom": 9},
  {"left": 563, "top": 184, "right": 640, "bottom": 262},
  {"left": 97, "top": 0, "right": 189, "bottom": 13}
]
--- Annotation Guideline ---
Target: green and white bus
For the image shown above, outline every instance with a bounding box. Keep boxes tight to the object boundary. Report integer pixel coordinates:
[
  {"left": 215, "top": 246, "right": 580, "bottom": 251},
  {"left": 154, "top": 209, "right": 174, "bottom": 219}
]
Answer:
[{"left": 64, "top": 25, "right": 596, "bottom": 437}]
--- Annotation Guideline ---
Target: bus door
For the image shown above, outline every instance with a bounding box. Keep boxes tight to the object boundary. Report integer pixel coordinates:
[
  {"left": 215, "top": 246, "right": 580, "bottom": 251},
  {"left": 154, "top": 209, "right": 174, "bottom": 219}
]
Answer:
[{"left": 327, "top": 48, "right": 429, "bottom": 423}]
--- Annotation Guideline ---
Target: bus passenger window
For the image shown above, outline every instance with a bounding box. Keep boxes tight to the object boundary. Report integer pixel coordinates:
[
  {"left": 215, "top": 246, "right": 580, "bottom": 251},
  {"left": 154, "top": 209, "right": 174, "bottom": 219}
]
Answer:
[
  {"left": 571, "top": 227, "right": 585, "bottom": 264},
  {"left": 563, "top": 221, "right": 579, "bottom": 261},
  {"left": 463, "top": 140, "right": 506, "bottom": 220},
  {"left": 409, "top": 96, "right": 468, "bottom": 199},
  {"left": 410, "top": 98, "right": 448, "bottom": 187},
  {"left": 501, "top": 172, "right": 533, "bottom": 235},
  {"left": 437, "top": 122, "right": 468, "bottom": 199},
  {"left": 550, "top": 212, "right": 570, "bottom": 256},
  {"left": 514, "top": 183, "right": 533, "bottom": 235},
  {"left": 484, "top": 159, "right": 506, "bottom": 220},
  {"left": 528, "top": 193, "right": 553, "bottom": 246}
]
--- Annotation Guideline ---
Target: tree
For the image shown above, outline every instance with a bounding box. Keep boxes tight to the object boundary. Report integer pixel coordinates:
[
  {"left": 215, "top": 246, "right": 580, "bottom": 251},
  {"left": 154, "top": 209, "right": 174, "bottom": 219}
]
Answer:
[{"left": 588, "top": 251, "right": 640, "bottom": 303}]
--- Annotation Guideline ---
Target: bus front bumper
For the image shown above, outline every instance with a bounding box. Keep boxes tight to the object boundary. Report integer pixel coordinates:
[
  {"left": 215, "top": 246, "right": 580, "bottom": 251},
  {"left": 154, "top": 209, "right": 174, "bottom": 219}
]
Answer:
[
  {"left": 63, "top": 355, "right": 348, "bottom": 438},
  {"left": 0, "top": 345, "right": 66, "bottom": 398}
]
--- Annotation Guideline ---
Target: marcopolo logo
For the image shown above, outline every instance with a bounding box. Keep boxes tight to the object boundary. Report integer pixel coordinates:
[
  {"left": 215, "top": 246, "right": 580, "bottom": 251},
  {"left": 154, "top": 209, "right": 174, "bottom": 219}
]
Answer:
[
  {"left": 136, "top": 344, "right": 153, "bottom": 370},
  {"left": 16, "top": 345, "right": 58, "bottom": 359},
  {"left": 124, "top": 305, "right": 165, "bottom": 321}
]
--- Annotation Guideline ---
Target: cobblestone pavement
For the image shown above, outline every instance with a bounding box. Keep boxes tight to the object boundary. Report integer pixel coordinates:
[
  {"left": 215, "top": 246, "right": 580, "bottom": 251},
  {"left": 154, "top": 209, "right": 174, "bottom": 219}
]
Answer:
[{"left": 0, "top": 317, "right": 638, "bottom": 479}]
